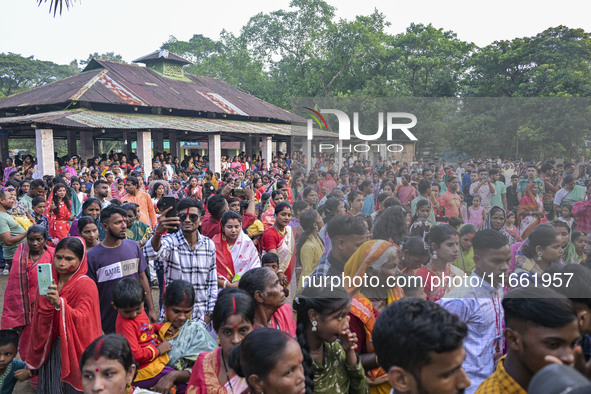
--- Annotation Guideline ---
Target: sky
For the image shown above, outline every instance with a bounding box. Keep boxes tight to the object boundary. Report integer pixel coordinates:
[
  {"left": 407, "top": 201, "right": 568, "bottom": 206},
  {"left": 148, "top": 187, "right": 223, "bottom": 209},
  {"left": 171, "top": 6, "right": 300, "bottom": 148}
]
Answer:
[{"left": 2, "top": 0, "right": 591, "bottom": 65}]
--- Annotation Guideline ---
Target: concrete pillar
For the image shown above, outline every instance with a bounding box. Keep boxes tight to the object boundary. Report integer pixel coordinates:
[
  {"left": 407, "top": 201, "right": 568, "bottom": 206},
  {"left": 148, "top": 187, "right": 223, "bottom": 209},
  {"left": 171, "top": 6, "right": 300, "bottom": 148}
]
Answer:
[
  {"left": 137, "top": 131, "right": 152, "bottom": 181},
  {"left": 0, "top": 134, "right": 8, "bottom": 165},
  {"left": 337, "top": 139, "right": 343, "bottom": 172},
  {"left": 153, "top": 132, "right": 164, "bottom": 154},
  {"left": 93, "top": 139, "right": 100, "bottom": 158},
  {"left": 79, "top": 131, "right": 94, "bottom": 161},
  {"left": 36, "top": 129, "right": 55, "bottom": 177},
  {"left": 262, "top": 136, "right": 272, "bottom": 169},
  {"left": 122, "top": 131, "right": 131, "bottom": 157},
  {"left": 240, "top": 140, "right": 246, "bottom": 154},
  {"left": 208, "top": 134, "right": 221, "bottom": 174},
  {"left": 288, "top": 137, "right": 295, "bottom": 156},
  {"left": 67, "top": 130, "right": 77, "bottom": 157},
  {"left": 305, "top": 138, "right": 312, "bottom": 175},
  {"left": 169, "top": 132, "right": 178, "bottom": 158},
  {"left": 244, "top": 136, "right": 253, "bottom": 158}
]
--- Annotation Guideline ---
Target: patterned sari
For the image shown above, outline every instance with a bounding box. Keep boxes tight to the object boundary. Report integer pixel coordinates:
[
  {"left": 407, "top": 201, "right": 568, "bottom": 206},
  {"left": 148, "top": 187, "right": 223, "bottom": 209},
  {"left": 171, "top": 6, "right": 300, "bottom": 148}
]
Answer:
[
  {"left": 1, "top": 243, "right": 55, "bottom": 361},
  {"left": 517, "top": 184, "right": 543, "bottom": 239},
  {"left": 158, "top": 321, "right": 217, "bottom": 371},
  {"left": 214, "top": 230, "right": 261, "bottom": 285},
  {"left": 187, "top": 348, "right": 249, "bottom": 394}
]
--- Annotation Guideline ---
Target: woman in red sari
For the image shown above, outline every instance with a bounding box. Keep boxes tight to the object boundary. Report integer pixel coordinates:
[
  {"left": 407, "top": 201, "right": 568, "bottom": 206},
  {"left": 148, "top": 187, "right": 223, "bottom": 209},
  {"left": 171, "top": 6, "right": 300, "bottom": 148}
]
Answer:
[
  {"left": 261, "top": 190, "right": 285, "bottom": 230},
  {"left": 517, "top": 182, "right": 545, "bottom": 240},
  {"left": 46, "top": 183, "right": 75, "bottom": 242},
  {"left": 26, "top": 237, "right": 102, "bottom": 393},
  {"left": 1, "top": 225, "right": 54, "bottom": 361},
  {"left": 214, "top": 211, "right": 261, "bottom": 290}
]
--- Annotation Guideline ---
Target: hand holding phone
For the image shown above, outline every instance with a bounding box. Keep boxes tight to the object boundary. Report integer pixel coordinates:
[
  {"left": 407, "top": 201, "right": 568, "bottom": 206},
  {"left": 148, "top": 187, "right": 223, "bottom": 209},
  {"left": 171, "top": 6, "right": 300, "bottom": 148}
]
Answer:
[{"left": 37, "top": 263, "right": 53, "bottom": 295}]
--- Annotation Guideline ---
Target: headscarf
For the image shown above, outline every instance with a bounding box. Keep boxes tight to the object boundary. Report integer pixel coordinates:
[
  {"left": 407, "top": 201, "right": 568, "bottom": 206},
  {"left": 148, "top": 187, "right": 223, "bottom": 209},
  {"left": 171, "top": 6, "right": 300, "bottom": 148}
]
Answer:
[
  {"left": 26, "top": 237, "right": 102, "bottom": 391},
  {"left": 480, "top": 206, "right": 517, "bottom": 246}
]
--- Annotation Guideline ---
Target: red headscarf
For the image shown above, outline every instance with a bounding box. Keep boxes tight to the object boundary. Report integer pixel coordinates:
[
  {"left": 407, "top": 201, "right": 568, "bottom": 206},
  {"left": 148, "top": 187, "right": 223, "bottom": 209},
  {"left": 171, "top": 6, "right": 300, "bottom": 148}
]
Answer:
[{"left": 26, "top": 237, "right": 102, "bottom": 391}]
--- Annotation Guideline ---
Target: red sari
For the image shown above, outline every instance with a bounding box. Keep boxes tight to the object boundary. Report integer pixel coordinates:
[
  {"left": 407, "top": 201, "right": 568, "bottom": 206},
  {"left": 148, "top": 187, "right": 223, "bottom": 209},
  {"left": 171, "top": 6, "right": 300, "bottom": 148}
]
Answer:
[
  {"left": 47, "top": 199, "right": 72, "bottom": 241},
  {"left": 26, "top": 238, "right": 102, "bottom": 391},
  {"left": 1, "top": 243, "right": 55, "bottom": 361},
  {"left": 214, "top": 231, "right": 261, "bottom": 286}
]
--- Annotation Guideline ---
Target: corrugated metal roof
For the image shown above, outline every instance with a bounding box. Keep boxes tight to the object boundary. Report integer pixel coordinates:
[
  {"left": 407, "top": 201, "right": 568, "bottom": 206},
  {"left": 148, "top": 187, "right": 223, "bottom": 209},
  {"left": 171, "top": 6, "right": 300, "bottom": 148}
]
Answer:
[
  {"left": 133, "top": 50, "right": 192, "bottom": 65},
  {"left": 0, "top": 59, "right": 303, "bottom": 124},
  {"left": 0, "top": 109, "right": 336, "bottom": 138}
]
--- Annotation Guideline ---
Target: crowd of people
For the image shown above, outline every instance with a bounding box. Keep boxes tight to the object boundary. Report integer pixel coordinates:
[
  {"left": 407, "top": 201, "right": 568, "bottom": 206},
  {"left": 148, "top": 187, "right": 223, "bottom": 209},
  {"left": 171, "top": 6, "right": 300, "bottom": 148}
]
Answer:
[{"left": 0, "top": 149, "right": 591, "bottom": 393}]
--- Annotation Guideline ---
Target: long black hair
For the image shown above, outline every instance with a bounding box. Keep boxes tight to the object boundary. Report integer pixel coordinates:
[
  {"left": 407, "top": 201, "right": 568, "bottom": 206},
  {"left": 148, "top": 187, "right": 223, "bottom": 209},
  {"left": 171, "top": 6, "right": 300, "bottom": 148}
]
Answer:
[
  {"left": 51, "top": 183, "right": 71, "bottom": 215},
  {"left": 296, "top": 210, "right": 323, "bottom": 268}
]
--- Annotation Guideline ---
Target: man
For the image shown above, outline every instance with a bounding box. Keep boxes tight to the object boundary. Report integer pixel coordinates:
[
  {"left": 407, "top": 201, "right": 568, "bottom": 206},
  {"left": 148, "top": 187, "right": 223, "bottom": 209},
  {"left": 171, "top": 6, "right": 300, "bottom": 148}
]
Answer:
[
  {"left": 93, "top": 179, "right": 111, "bottom": 208},
  {"left": 373, "top": 298, "right": 471, "bottom": 394},
  {"left": 144, "top": 198, "right": 217, "bottom": 325},
  {"left": 541, "top": 162, "right": 560, "bottom": 220},
  {"left": 489, "top": 168, "right": 507, "bottom": 210},
  {"left": 86, "top": 205, "right": 157, "bottom": 333},
  {"left": 456, "top": 162, "right": 466, "bottom": 184},
  {"left": 360, "top": 180, "right": 375, "bottom": 215},
  {"left": 411, "top": 179, "right": 436, "bottom": 226},
  {"left": 440, "top": 176, "right": 462, "bottom": 220},
  {"left": 476, "top": 287, "right": 579, "bottom": 393},
  {"left": 516, "top": 164, "right": 545, "bottom": 202},
  {"left": 506, "top": 175, "right": 519, "bottom": 213},
  {"left": 18, "top": 179, "right": 46, "bottom": 214},
  {"left": 462, "top": 163, "right": 474, "bottom": 190},
  {"left": 306, "top": 215, "right": 368, "bottom": 285},
  {"left": 470, "top": 168, "right": 496, "bottom": 213},
  {"left": 422, "top": 168, "right": 433, "bottom": 182},
  {"left": 0, "top": 189, "right": 26, "bottom": 275},
  {"left": 121, "top": 176, "right": 157, "bottom": 228},
  {"left": 440, "top": 230, "right": 510, "bottom": 393}
]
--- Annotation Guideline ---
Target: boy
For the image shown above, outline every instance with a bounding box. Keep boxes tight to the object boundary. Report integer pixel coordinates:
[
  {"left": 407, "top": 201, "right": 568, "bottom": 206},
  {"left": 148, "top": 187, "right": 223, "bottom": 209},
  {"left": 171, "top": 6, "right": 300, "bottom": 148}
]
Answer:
[
  {"left": 31, "top": 197, "right": 48, "bottom": 230},
  {"left": 0, "top": 330, "right": 29, "bottom": 393},
  {"left": 113, "top": 278, "right": 173, "bottom": 389}
]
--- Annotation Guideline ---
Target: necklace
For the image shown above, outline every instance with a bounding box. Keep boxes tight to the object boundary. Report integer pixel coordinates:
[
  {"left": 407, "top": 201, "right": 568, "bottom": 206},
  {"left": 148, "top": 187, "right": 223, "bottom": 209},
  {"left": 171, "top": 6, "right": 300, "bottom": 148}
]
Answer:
[
  {"left": 310, "top": 343, "right": 324, "bottom": 355},
  {"left": 220, "top": 349, "right": 235, "bottom": 394}
]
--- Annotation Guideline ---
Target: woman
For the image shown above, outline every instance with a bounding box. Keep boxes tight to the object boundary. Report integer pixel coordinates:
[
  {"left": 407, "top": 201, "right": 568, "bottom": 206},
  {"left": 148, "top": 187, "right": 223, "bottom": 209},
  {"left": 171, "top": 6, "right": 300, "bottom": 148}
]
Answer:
[
  {"left": 514, "top": 223, "right": 563, "bottom": 277},
  {"left": 1, "top": 225, "right": 55, "bottom": 361},
  {"left": 302, "top": 187, "right": 319, "bottom": 211},
  {"left": 395, "top": 175, "right": 416, "bottom": 207},
  {"left": 261, "top": 202, "right": 296, "bottom": 298},
  {"left": 3, "top": 158, "right": 16, "bottom": 182},
  {"left": 80, "top": 334, "right": 139, "bottom": 394},
  {"left": 70, "top": 177, "right": 87, "bottom": 204},
  {"left": 296, "top": 210, "right": 324, "bottom": 290},
  {"left": 47, "top": 183, "right": 75, "bottom": 242},
  {"left": 69, "top": 197, "right": 101, "bottom": 238},
  {"left": 416, "top": 224, "right": 463, "bottom": 302},
  {"left": 292, "top": 173, "right": 306, "bottom": 202},
  {"left": 517, "top": 183, "right": 544, "bottom": 239},
  {"left": 480, "top": 206, "right": 518, "bottom": 246},
  {"left": 78, "top": 217, "right": 100, "bottom": 251},
  {"left": 20, "top": 155, "right": 35, "bottom": 178},
  {"left": 551, "top": 220, "right": 580, "bottom": 265},
  {"left": 214, "top": 211, "right": 261, "bottom": 290},
  {"left": 451, "top": 224, "right": 477, "bottom": 274},
  {"left": 27, "top": 237, "right": 102, "bottom": 393},
  {"left": 150, "top": 182, "right": 166, "bottom": 218},
  {"left": 239, "top": 267, "right": 297, "bottom": 337},
  {"left": 113, "top": 178, "right": 126, "bottom": 200},
  {"left": 261, "top": 190, "right": 285, "bottom": 230},
  {"left": 229, "top": 328, "right": 306, "bottom": 394},
  {"left": 185, "top": 176, "right": 202, "bottom": 200},
  {"left": 343, "top": 240, "right": 403, "bottom": 394},
  {"left": 187, "top": 288, "right": 255, "bottom": 393}
]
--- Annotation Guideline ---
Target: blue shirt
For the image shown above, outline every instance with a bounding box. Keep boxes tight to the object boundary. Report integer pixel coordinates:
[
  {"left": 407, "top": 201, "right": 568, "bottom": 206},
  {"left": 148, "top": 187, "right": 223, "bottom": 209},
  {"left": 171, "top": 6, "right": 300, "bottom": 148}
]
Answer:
[
  {"left": 0, "top": 359, "right": 25, "bottom": 394},
  {"left": 361, "top": 194, "right": 375, "bottom": 214}
]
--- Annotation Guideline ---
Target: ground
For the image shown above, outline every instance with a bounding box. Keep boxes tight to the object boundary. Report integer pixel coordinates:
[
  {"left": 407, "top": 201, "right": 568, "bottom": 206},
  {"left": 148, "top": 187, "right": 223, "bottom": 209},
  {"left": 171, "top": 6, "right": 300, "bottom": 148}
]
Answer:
[{"left": 0, "top": 274, "right": 161, "bottom": 393}]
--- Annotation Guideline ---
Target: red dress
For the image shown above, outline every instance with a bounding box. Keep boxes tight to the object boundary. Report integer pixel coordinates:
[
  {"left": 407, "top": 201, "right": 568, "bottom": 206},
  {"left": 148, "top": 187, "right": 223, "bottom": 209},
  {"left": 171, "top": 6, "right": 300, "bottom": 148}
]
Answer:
[{"left": 48, "top": 201, "right": 72, "bottom": 241}]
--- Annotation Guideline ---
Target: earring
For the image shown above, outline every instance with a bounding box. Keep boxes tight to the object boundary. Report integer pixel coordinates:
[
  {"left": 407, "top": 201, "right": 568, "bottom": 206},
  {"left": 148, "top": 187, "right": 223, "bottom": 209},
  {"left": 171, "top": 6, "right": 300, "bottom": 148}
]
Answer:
[
  {"left": 312, "top": 320, "right": 317, "bottom": 332},
  {"left": 537, "top": 252, "right": 543, "bottom": 262},
  {"left": 431, "top": 251, "right": 437, "bottom": 260}
]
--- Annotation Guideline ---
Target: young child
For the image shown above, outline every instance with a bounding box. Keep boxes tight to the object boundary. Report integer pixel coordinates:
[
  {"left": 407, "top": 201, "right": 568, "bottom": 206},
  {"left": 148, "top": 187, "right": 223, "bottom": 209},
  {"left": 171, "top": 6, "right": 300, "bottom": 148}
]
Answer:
[
  {"left": 244, "top": 201, "right": 264, "bottom": 249},
  {"left": 504, "top": 210, "right": 521, "bottom": 243},
  {"left": 113, "top": 278, "right": 174, "bottom": 391},
  {"left": 412, "top": 199, "right": 431, "bottom": 224},
  {"left": 31, "top": 197, "right": 49, "bottom": 231},
  {"left": 465, "top": 195, "right": 486, "bottom": 228},
  {"left": 261, "top": 253, "right": 289, "bottom": 297},
  {"left": 398, "top": 274, "right": 427, "bottom": 299},
  {"left": 559, "top": 203, "right": 576, "bottom": 229},
  {"left": 400, "top": 236, "right": 430, "bottom": 275},
  {"left": 0, "top": 330, "right": 29, "bottom": 393}
]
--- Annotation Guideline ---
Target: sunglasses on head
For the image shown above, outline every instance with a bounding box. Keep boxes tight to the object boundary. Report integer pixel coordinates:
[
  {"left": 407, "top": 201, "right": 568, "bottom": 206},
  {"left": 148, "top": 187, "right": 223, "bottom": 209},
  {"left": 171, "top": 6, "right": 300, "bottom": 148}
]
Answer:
[{"left": 179, "top": 213, "right": 200, "bottom": 222}]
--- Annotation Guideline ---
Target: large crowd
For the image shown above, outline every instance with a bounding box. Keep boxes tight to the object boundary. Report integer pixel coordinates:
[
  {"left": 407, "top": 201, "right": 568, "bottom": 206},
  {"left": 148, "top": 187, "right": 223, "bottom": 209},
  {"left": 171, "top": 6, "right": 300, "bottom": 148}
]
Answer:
[{"left": 0, "top": 150, "right": 591, "bottom": 393}]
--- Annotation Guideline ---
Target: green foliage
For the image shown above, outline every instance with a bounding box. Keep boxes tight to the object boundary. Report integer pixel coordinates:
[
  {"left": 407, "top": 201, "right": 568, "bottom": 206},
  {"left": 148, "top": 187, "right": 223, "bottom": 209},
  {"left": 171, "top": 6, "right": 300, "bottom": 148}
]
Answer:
[{"left": 0, "top": 52, "right": 75, "bottom": 98}]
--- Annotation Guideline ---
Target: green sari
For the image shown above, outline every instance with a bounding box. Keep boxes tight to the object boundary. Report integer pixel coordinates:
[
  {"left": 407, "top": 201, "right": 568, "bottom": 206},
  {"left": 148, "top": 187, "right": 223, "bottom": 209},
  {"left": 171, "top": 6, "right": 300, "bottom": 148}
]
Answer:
[
  {"left": 158, "top": 320, "right": 217, "bottom": 370},
  {"left": 564, "top": 185, "right": 586, "bottom": 204}
]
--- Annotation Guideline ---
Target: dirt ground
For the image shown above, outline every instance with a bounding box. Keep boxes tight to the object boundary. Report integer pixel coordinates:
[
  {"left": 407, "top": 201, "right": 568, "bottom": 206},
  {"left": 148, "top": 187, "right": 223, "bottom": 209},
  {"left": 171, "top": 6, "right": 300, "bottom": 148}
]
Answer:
[{"left": 0, "top": 274, "right": 161, "bottom": 393}]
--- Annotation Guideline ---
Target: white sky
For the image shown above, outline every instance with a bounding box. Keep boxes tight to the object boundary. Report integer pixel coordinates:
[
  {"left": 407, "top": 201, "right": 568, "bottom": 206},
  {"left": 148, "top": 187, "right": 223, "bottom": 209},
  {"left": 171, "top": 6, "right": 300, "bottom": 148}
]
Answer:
[{"left": 2, "top": 0, "right": 591, "bottom": 65}]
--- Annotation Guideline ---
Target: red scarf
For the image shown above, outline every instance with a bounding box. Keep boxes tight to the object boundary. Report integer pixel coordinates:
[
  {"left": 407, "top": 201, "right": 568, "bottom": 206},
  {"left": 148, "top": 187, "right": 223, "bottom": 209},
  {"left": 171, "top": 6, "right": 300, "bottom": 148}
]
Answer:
[{"left": 26, "top": 237, "right": 102, "bottom": 391}]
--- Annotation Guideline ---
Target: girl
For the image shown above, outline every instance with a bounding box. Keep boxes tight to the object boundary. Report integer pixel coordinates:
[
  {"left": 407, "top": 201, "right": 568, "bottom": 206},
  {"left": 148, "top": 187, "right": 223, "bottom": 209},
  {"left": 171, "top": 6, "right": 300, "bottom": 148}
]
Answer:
[
  {"left": 451, "top": 224, "right": 477, "bottom": 274},
  {"left": 465, "top": 195, "right": 486, "bottom": 228},
  {"left": 412, "top": 199, "right": 431, "bottom": 223},
  {"left": 229, "top": 328, "right": 307, "bottom": 394},
  {"left": 504, "top": 211, "right": 522, "bottom": 244},
  {"left": 517, "top": 183, "right": 544, "bottom": 239},
  {"left": 18, "top": 179, "right": 30, "bottom": 200},
  {"left": 514, "top": 224, "right": 562, "bottom": 277},
  {"left": 185, "top": 176, "right": 202, "bottom": 200},
  {"left": 187, "top": 288, "right": 255, "bottom": 393},
  {"left": 69, "top": 197, "right": 101, "bottom": 238},
  {"left": 293, "top": 285, "right": 368, "bottom": 393},
  {"left": 416, "top": 224, "right": 463, "bottom": 302},
  {"left": 289, "top": 200, "right": 310, "bottom": 239},
  {"left": 77, "top": 216, "right": 100, "bottom": 251},
  {"left": 552, "top": 220, "right": 579, "bottom": 264},
  {"left": 47, "top": 183, "right": 74, "bottom": 242},
  {"left": 559, "top": 203, "right": 576, "bottom": 229},
  {"left": 152, "top": 280, "right": 217, "bottom": 393},
  {"left": 1, "top": 225, "right": 54, "bottom": 361},
  {"left": 261, "top": 190, "right": 285, "bottom": 230},
  {"left": 214, "top": 211, "right": 261, "bottom": 290},
  {"left": 573, "top": 231, "right": 586, "bottom": 262},
  {"left": 296, "top": 210, "right": 325, "bottom": 290},
  {"left": 150, "top": 182, "right": 166, "bottom": 218},
  {"left": 27, "top": 237, "right": 102, "bottom": 393},
  {"left": 70, "top": 177, "right": 87, "bottom": 204},
  {"left": 400, "top": 236, "right": 429, "bottom": 275},
  {"left": 347, "top": 190, "right": 364, "bottom": 216},
  {"left": 261, "top": 202, "right": 296, "bottom": 299}
]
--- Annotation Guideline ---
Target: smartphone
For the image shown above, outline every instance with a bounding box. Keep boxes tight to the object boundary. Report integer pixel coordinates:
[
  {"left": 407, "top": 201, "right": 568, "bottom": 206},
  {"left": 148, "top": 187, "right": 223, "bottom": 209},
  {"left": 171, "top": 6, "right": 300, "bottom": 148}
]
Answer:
[
  {"left": 37, "top": 263, "right": 53, "bottom": 295},
  {"left": 159, "top": 196, "right": 178, "bottom": 218},
  {"left": 233, "top": 188, "right": 247, "bottom": 199}
]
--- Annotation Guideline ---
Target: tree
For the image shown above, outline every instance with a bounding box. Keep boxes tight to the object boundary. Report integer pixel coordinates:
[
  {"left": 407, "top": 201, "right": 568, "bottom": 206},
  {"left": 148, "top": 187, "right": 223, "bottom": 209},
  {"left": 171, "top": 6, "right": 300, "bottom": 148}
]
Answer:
[
  {"left": 73, "top": 52, "right": 126, "bottom": 70},
  {"left": 0, "top": 53, "right": 76, "bottom": 98},
  {"left": 37, "top": 0, "right": 76, "bottom": 17}
]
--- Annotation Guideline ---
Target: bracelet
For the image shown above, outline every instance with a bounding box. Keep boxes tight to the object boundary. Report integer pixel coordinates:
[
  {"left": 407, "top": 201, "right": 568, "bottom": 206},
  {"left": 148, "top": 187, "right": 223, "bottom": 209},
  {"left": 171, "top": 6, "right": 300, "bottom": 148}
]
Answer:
[{"left": 223, "top": 281, "right": 227, "bottom": 289}]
